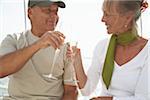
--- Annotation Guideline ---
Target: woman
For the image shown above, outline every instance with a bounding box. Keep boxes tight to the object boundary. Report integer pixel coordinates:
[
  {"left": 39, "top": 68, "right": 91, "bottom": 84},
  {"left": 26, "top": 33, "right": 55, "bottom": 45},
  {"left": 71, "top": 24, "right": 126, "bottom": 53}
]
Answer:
[{"left": 68, "top": 0, "right": 149, "bottom": 100}]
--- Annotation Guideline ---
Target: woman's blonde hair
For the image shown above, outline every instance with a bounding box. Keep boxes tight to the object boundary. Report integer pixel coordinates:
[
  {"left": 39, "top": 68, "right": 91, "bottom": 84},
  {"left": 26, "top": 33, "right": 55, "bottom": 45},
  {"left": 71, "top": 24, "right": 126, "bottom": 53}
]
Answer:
[{"left": 103, "top": 0, "right": 142, "bottom": 21}]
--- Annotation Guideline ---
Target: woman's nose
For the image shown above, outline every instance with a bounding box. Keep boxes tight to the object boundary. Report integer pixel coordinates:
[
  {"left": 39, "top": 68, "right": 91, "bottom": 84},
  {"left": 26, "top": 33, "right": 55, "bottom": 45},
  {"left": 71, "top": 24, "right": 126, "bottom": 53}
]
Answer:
[{"left": 101, "top": 15, "right": 105, "bottom": 22}]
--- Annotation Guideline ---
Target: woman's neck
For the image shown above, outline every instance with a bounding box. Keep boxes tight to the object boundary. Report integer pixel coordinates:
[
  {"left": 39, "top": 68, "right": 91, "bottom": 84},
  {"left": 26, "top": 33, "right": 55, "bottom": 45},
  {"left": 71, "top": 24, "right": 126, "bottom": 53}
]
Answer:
[{"left": 115, "top": 28, "right": 138, "bottom": 46}]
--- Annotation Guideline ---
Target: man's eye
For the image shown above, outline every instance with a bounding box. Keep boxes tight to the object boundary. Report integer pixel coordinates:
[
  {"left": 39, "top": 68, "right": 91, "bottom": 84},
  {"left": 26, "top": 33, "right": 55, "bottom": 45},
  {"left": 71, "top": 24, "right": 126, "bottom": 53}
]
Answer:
[
  {"left": 48, "top": 9, "right": 51, "bottom": 12},
  {"left": 42, "top": 8, "right": 51, "bottom": 14},
  {"left": 45, "top": 9, "right": 51, "bottom": 13}
]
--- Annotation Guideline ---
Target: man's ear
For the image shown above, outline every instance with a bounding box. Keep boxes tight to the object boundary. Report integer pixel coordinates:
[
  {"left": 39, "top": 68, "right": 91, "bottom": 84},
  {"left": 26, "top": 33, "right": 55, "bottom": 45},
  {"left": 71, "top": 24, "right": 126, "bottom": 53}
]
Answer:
[{"left": 28, "top": 8, "right": 32, "bottom": 19}]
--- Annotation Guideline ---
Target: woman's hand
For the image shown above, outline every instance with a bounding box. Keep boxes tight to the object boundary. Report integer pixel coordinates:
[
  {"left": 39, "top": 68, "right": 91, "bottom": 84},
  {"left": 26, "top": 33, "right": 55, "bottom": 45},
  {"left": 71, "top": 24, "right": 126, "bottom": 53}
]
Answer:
[
  {"left": 90, "top": 96, "right": 113, "bottom": 100},
  {"left": 66, "top": 44, "right": 87, "bottom": 88},
  {"left": 66, "top": 44, "right": 72, "bottom": 59},
  {"left": 66, "top": 44, "right": 80, "bottom": 63}
]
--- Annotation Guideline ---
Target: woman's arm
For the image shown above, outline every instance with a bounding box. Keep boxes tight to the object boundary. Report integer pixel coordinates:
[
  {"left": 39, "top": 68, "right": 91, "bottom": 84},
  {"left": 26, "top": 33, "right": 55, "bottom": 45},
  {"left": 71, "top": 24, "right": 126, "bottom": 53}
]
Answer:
[
  {"left": 67, "top": 47, "right": 101, "bottom": 96},
  {"left": 90, "top": 96, "right": 113, "bottom": 100},
  {"left": 62, "top": 85, "right": 78, "bottom": 100},
  {"left": 73, "top": 49, "right": 87, "bottom": 89}
]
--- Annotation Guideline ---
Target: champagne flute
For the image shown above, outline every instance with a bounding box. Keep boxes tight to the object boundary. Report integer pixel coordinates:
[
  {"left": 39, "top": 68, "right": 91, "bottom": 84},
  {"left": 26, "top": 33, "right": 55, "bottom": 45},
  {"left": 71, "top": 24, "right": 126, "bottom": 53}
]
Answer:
[
  {"left": 64, "top": 41, "right": 79, "bottom": 83},
  {"left": 43, "top": 49, "right": 60, "bottom": 80},
  {"left": 42, "top": 19, "right": 63, "bottom": 80}
]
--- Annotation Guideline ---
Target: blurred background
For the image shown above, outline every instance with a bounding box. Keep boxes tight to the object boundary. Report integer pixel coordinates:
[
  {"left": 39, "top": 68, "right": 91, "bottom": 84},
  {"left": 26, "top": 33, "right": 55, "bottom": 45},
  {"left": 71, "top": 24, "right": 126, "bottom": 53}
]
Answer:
[{"left": 0, "top": 0, "right": 150, "bottom": 99}]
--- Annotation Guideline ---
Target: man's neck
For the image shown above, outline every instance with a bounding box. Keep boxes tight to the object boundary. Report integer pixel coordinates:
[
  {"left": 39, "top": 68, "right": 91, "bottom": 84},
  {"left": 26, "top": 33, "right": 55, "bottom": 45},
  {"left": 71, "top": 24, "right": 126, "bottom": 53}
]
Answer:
[{"left": 31, "top": 27, "right": 46, "bottom": 37}]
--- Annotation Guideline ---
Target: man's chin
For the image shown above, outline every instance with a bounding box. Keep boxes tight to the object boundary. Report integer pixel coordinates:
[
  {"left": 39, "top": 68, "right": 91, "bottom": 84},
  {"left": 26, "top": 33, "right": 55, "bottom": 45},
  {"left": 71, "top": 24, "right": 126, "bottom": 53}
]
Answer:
[{"left": 47, "top": 28, "right": 55, "bottom": 31}]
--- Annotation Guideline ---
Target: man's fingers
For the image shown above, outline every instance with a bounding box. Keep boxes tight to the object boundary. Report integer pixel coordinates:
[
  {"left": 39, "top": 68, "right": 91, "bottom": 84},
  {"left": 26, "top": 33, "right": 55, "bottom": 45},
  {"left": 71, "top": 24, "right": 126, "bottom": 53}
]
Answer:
[
  {"left": 54, "top": 31, "right": 66, "bottom": 39},
  {"left": 50, "top": 32, "right": 65, "bottom": 46},
  {"left": 46, "top": 31, "right": 65, "bottom": 48},
  {"left": 49, "top": 33, "right": 61, "bottom": 47}
]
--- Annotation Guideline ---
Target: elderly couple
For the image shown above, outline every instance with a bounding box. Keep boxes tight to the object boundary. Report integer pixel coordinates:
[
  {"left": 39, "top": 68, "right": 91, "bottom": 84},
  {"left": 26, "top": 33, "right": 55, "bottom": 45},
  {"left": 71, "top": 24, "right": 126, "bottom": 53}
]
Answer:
[{"left": 0, "top": 0, "right": 149, "bottom": 100}]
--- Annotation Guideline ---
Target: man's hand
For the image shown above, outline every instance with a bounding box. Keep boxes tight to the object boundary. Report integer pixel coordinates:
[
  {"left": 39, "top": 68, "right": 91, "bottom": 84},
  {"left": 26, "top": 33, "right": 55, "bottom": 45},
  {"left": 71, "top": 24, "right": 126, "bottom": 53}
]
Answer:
[{"left": 37, "top": 31, "right": 65, "bottom": 49}]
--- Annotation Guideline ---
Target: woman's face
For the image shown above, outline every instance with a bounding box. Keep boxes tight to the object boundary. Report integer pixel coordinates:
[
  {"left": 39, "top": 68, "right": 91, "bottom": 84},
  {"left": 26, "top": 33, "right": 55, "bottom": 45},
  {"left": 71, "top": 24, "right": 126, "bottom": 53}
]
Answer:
[{"left": 101, "top": 2, "right": 131, "bottom": 35}]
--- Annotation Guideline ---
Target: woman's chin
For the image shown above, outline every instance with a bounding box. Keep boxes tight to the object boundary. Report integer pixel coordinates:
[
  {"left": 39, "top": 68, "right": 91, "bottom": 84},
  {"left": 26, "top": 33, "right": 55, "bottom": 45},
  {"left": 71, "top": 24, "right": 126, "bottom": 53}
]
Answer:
[
  {"left": 107, "top": 29, "right": 116, "bottom": 35},
  {"left": 107, "top": 30, "right": 113, "bottom": 34}
]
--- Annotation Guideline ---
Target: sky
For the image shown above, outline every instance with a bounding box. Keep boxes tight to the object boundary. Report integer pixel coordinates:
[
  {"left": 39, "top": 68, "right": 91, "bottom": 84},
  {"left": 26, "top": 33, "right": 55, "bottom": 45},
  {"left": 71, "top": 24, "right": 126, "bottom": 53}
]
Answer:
[{"left": 0, "top": 0, "right": 150, "bottom": 98}]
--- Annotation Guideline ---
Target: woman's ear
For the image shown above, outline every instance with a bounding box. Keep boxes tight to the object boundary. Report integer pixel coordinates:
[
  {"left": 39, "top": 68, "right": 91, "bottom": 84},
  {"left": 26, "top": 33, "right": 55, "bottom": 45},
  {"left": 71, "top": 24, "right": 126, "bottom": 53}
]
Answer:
[{"left": 125, "top": 11, "right": 135, "bottom": 26}]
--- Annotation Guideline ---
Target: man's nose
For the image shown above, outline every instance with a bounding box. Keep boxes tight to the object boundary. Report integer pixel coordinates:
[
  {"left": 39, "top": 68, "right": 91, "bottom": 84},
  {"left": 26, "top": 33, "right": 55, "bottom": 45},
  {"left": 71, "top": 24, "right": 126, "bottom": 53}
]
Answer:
[{"left": 49, "top": 13, "right": 57, "bottom": 19}]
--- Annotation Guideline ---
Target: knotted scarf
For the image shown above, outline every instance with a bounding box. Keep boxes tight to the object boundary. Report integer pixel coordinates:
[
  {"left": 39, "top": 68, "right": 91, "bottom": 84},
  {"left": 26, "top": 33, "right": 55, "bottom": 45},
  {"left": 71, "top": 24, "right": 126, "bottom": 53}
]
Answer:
[{"left": 102, "top": 31, "right": 138, "bottom": 89}]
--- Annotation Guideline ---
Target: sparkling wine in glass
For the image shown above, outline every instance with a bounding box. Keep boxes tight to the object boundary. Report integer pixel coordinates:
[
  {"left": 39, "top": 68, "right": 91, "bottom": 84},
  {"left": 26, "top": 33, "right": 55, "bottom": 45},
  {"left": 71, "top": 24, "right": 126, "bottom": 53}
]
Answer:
[{"left": 64, "top": 42, "right": 79, "bottom": 83}]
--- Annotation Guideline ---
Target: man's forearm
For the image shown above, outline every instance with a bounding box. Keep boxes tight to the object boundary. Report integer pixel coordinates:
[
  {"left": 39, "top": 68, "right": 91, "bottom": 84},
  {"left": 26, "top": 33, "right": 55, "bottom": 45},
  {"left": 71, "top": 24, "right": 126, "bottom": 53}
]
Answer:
[{"left": 0, "top": 42, "right": 40, "bottom": 78}]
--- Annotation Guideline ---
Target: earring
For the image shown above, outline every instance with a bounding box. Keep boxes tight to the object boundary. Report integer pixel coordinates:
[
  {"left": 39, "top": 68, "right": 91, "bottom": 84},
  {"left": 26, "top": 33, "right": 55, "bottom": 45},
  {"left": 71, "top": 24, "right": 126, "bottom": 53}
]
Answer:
[{"left": 124, "top": 25, "right": 127, "bottom": 28}]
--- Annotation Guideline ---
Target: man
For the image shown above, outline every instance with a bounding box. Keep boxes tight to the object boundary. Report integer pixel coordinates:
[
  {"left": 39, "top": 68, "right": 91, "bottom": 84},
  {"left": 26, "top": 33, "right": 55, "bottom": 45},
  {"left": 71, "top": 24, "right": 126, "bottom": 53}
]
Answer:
[{"left": 0, "top": 0, "right": 77, "bottom": 100}]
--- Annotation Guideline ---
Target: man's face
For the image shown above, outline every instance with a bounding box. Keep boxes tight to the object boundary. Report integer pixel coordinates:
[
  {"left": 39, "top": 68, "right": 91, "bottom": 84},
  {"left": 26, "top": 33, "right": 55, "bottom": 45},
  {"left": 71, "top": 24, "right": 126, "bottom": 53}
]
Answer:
[{"left": 28, "top": 4, "right": 59, "bottom": 32}]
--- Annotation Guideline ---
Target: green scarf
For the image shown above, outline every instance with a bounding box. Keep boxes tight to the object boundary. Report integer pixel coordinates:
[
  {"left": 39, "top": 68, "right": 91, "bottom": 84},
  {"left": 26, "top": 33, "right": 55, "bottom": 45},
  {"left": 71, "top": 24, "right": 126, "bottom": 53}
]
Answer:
[{"left": 102, "top": 31, "right": 138, "bottom": 89}]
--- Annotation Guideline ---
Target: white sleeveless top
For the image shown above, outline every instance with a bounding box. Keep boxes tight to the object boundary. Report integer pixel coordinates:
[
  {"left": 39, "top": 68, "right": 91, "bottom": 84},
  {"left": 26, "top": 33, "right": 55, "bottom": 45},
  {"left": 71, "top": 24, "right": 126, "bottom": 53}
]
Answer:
[{"left": 81, "top": 38, "right": 150, "bottom": 100}]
